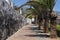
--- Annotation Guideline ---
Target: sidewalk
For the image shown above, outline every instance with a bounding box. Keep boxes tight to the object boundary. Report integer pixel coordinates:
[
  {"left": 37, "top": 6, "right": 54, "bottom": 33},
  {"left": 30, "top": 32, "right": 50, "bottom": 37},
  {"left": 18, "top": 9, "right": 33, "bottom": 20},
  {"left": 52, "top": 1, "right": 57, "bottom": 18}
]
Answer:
[{"left": 7, "top": 24, "right": 60, "bottom": 40}]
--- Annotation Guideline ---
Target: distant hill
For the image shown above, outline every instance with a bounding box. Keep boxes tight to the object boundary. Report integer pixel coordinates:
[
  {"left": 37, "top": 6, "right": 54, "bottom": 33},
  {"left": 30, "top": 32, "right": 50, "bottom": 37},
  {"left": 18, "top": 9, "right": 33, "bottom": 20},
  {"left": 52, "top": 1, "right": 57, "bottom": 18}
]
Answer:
[
  {"left": 54, "top": 11, "right": 60, "bottom": 19},
  {"left": 55, "top": 11, "right": 60, "bottom": 15}
]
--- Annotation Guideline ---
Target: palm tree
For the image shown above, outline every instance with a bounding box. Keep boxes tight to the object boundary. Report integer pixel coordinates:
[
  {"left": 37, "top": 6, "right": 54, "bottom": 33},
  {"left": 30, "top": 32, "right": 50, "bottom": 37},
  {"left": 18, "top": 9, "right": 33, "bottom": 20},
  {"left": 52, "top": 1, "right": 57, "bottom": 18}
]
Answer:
[
  {"left": 26, "top": 8, "right": 38, "bottom": 25},
  {"left": 26, "top": 0, "right": 49, "bottom": 32},
  {"left": 25, "top": 0, "right": 57, "bottom": 38},
  {"left": 19, "top": 1, "right": 48, "bottom": 30},
  {"left": 17, "top": 0, "right": 57, "bottom": 38},
  {"left": 39, "top": 0, "right": 57, "bottom": 38}
]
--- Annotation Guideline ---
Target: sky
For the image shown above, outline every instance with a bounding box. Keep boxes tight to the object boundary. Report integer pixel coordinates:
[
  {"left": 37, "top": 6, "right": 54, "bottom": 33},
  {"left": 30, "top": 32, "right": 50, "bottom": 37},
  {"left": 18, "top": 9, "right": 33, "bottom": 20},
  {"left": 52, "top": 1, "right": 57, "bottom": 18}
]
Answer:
[
  {"left": 53, "top": 0, "right": 60, "bottom": 12},
  {"left": 12, "top": 0, "right": 29, "bottom": 7},
  {"left": 12, "top": 0, "right": 60, "bottom": 12}
]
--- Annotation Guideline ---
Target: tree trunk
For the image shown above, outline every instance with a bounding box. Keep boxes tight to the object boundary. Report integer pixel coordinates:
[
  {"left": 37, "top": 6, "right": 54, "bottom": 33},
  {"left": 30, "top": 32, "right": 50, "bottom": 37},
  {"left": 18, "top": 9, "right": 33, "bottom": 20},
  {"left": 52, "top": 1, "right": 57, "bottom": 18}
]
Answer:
[
  {"left": 43, "top": 11, "right": 49, "bottom": 33},
  {"left": 44, "top": 19, "right": 49, "bottom": 33},
  {"left": 50, "top": 19, "right": 57, "bottom": 38},
  {"left": 38, "top": 20, "right": 43, "bottom": 30},
  {"left": 34, "top": 15, "right": 38, "bottom": 25},
  {"left": 36, "top": 15, "right": 38, "bottom": 25}
]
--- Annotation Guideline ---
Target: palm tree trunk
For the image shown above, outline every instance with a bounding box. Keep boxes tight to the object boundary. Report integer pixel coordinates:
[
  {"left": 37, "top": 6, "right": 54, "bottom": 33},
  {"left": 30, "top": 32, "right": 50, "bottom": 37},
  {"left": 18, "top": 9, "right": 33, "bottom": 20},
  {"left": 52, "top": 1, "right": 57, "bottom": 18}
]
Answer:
[
  {"left": 34, "top": 15, "right": 38, "bottom": 25},
  {"left": 50, "top": 16, "right": 57, "bottom": 38},
  {"left": 35, "top": 15, "right": 38, "bottom": 25},
  {"left": 44, "top": 19, "right": 49, "bottom": 33},
  {"left": 38, "top": 19, "right": 43, "bottom": 30},
  {"left": 43, "top": 11, "right": 49, "bottom": 33}
]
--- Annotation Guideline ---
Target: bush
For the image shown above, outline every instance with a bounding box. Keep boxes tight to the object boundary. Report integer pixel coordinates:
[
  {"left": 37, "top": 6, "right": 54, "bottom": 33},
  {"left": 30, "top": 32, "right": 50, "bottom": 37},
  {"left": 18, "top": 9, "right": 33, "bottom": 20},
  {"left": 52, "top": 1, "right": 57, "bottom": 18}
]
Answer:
[{"left": 57, "top": 25, "right": 60, "bottom": 31}]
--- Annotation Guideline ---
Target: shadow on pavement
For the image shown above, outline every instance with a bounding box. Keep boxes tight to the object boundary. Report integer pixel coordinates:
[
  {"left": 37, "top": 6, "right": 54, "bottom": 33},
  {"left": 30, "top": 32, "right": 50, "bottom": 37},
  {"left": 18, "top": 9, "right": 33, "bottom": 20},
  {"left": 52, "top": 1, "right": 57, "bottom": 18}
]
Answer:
[
  {"left": 24, "top": 34, "right": 50, "bottom": 38},
  {"left": 24, "top": 25, "right": 50, "bottom": 38},
  {"left": 29, "top": 26, "right": 39, "bottom": 30},
  {"left": 29, "top": 26, "right": 44, "bottom": 33}
]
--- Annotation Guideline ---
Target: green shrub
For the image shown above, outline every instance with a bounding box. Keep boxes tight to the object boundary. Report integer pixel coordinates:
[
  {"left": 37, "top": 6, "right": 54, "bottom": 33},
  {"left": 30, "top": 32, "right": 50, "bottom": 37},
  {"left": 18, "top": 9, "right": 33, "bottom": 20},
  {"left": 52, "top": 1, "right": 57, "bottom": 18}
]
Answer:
[
  {"left": 57, "top": 25, "right": 60, "bottom": 31},
  {"left": 48, "top": 24, "right": 60, "bottom": 31}
]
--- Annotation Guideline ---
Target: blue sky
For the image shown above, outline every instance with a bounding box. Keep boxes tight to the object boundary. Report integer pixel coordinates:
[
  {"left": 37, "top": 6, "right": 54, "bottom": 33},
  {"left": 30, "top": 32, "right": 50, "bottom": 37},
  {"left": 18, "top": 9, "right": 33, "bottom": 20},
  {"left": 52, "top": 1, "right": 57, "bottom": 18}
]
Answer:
[
  {"left": 12, "top": 0, "right": 60, "bottom": 12},
  {"left": 12, "top": 0, "right": 29, "bottom": 7},
  {"left": 53, "top": 0, "right": 60, "bottom": 12}
]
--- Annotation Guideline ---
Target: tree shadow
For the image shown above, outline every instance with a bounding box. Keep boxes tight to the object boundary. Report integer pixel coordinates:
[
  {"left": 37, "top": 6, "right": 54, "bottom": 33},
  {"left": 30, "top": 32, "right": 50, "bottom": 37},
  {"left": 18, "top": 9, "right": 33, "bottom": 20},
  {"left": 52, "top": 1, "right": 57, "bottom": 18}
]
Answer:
[
  {"left": 25, "top": 25, "right": 50, "bottom": 38},
  {"left": 29, "top": 26, "right": 39, "bottom": 30},
  {"left": 24, "top": 34, "right": 50, "bottom": 38},
  {"left": 29, "top": 26, "right": 44, "bottom": 33}
]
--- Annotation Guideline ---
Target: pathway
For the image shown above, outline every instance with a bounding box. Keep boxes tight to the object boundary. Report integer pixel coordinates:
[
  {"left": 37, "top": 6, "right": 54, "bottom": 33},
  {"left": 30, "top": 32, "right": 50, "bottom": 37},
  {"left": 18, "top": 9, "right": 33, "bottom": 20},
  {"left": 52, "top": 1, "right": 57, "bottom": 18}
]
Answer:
[{"left": 7, "top": 24, "right": 60, "bottom": 40}]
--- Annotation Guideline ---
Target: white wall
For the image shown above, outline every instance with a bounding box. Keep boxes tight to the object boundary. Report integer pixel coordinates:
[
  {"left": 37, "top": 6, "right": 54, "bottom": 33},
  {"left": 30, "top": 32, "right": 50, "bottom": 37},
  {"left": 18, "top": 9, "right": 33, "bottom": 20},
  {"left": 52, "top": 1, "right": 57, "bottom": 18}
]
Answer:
[{"left": 26, "top": 18, "right": 32, "bottom": 24}]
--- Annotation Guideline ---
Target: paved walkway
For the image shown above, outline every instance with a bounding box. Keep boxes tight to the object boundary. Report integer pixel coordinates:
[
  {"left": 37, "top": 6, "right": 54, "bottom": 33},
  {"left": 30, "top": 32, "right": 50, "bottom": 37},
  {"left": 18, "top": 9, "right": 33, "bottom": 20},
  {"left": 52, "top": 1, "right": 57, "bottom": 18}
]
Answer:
[{"left": 7, "top": 24, "right": 60, "bottom": 40}]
